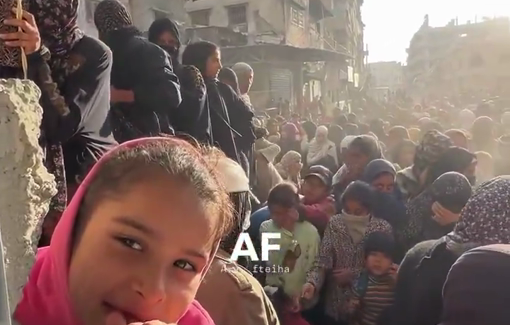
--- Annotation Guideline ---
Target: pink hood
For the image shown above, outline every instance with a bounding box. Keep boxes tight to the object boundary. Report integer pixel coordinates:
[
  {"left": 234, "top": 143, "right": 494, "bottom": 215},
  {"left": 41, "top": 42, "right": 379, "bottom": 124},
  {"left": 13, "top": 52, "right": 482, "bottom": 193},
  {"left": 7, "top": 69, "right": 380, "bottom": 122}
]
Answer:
[{"left": 14, "top": 138, "right": 215, "bottom": 325}]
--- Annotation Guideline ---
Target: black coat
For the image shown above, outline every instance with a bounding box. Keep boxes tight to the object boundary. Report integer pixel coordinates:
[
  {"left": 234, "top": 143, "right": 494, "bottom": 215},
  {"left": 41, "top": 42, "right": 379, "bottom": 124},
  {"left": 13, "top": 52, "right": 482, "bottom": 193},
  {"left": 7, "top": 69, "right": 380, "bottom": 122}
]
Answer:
[
  {"left": 383, "top": 238, "right": 461, "bottom": 325},
  {"left": 106, "top": 27, "right": 181, "bottom": 142}
]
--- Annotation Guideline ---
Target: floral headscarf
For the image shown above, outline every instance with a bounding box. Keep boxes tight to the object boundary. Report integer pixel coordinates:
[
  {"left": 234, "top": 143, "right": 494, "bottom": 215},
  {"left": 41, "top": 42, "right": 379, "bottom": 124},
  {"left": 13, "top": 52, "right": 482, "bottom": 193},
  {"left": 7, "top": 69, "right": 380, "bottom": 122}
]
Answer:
[
  {"left": 31, "top": 0, "right": 84, "bottom": 69},
  {"left": 413, "top": 130, "right": 453, "bottom": 175},
  {"left": 402, "top": 172, "right": 472, "bottom": 251},
  {"left": 448, "top": 176, "right": 510, "bottom": 246}
]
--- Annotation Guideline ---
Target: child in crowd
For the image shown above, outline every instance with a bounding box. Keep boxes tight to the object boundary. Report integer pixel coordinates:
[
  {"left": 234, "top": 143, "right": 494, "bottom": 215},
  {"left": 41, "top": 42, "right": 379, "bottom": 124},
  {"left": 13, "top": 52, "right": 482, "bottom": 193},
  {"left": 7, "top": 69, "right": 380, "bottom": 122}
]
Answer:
[
  {"left": 348, "top": 232, "right": 397, "bottom": 325},
  {"left": 261, "top": 182, "right": 320, "bottom": 323},
  {"left": 302, "top": 181, "right": 392, "bottom": 325},
  {"left": 15, "top": 138, "right": 234, "bottom": 325},
  {"left": 300, "top": 165, "right": 336, "bottom": 236}
]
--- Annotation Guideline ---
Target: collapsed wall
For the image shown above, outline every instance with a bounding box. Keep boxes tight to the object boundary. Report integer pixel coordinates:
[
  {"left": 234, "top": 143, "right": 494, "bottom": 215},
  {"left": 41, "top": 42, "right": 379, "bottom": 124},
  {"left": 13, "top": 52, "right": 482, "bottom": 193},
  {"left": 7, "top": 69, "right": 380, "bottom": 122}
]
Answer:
[{"left": 0, "top": 79, "right": 56, "bottom": 310}]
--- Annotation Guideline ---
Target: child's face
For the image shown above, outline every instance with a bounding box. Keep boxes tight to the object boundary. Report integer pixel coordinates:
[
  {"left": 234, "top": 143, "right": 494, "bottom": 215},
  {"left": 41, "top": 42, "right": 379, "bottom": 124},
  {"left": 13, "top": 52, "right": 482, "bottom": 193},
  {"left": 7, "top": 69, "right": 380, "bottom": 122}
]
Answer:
[
  {"left": 344, "top": 198, "right": 369, "bottom": 216},
  {"left": 301, "top": 176, "right": 328, "bottom": 203},
  {"left": 366, "top": 252, "right": 393, "bottom": 276},
  {"left": 371, "top": 172, "right": 395, "bottom": 193},
  {"left": 269, "top": 204, "right": 298, "bottom": 229},
  {"left": 68, "top": 178, "right": 218, "bottom": 325}
]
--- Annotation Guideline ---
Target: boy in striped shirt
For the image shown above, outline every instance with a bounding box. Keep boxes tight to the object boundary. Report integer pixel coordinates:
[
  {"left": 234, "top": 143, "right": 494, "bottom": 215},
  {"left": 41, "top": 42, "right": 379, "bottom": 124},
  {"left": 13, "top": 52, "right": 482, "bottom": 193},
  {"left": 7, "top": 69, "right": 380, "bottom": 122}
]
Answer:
[{"left": 347, "top": 232, "right": 397, "bottom": 325}]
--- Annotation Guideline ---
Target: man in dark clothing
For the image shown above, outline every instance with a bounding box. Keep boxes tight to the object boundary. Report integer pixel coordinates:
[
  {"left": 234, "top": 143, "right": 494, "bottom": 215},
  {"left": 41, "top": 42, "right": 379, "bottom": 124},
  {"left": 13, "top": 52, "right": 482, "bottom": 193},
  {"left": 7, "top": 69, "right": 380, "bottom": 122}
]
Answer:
[{"left": 94, "top": 0, "right": 181, "bottom": 142}]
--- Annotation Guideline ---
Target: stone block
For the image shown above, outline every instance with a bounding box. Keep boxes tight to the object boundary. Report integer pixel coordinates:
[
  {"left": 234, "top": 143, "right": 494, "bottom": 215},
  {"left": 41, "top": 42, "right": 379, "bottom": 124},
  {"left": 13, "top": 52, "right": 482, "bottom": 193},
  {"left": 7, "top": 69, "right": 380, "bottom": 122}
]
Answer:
[{"left": 0, "top": 79, "right": 57, "bottom": 310}]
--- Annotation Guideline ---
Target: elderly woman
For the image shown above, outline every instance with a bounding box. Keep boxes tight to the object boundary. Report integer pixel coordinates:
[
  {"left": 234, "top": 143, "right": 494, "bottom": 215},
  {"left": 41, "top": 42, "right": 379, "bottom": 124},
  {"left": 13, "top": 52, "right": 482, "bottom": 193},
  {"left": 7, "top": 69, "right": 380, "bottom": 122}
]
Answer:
[
  {"left": 305, "top": 125, "right": 338, "bottom": 172},
  {"left": 275, "top": 151, "right": 303, "bottom": 189}
]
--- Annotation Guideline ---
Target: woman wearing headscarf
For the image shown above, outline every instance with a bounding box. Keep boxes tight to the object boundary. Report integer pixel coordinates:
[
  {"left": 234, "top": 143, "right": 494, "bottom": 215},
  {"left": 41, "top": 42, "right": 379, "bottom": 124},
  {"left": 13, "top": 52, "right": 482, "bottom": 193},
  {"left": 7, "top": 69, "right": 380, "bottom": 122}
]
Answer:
[
  {"left": 148, "top": 18, "right": 213, "bottom": 146},
  {"left": 2, "top": 0, "right": 117, "bottom": 244},
  {"left": 396, "top": 130, "right": 453, "bottom": 201},
  {"left": 94, "top": 0, "right": 180, "bottom": 140},
  {"left": 440, "top": 244, "right": 510, "bottom": 325},
  {"left": 275, "top": 151, "right": 303, "bottom": 189},
  {"left": 182, "top": 41, "right": 255, "bottom": 164},
  {"left": 305, "top": 126, "right": 338, "bottom": 172},
  {"left": 277, "top": 123, "right": 302, "bottom": 161},
  {"left": 400, "top": 172, "right": 472, "bottom": 257},
  {"left": 362, "top": 159, "right": 407, "bottom": 229},
  {"left": 424, "top": 147, "right": 477, "bottom": 186},
  {"left": 388, "top": 177, "right": 510, "bottom": 325}
]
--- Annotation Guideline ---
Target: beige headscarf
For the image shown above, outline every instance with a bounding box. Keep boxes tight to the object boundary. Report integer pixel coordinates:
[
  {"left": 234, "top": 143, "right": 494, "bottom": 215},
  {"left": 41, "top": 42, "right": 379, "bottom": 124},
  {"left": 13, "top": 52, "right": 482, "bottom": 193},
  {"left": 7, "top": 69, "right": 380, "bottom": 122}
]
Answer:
[
  {"left": 306, "top": 125, "right": 337, "bottom": 165},
  {"left": 275, "top": 151, "right": 301, "bottom": 180},
  {"left": 342, "top": 211, "right": 371, "bottom": 244}
]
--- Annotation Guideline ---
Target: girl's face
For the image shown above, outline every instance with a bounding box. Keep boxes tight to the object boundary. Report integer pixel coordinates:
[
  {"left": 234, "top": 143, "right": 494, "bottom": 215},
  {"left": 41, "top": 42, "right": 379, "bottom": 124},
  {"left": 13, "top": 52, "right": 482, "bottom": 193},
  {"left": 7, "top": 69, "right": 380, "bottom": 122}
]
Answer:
[
  {"left": 345, "top": 146, "right": 370, "bottom": 171},
  {"left": 205, "top": 49, "right": 222, "bottom": 79},
  {"left": 316, "top": 132, "right": 327, "bottom": 143},
  {"left": 371, "top": 172, "right": 395, "bottom": 193},
  {"left": 344, "top": 198, "right": 369, "bottom": 216},
  {"left": 288, "top": 160, "right": 303, "bottom": 176},
  {"left": 69, "top": 178, "right": 218, "bottom": 325},
  {"left": 157, "top": 31, "right": 179, "bottom": 50}
]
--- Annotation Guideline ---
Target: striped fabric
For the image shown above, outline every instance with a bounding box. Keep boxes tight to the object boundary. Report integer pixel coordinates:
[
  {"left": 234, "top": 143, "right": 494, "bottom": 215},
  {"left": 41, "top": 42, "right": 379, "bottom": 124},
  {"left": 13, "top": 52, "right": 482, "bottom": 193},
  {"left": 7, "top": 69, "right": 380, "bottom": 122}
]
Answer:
[{"left": 359, "top": 276, "right": 395, "bottom": 325}]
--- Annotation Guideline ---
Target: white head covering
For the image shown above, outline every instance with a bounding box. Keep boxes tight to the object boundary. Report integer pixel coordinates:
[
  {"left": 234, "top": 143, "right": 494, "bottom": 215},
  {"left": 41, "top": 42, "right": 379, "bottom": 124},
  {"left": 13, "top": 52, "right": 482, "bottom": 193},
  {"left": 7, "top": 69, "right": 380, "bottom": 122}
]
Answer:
[
  {"left": 214, "top": 156, "right": 254, "bottom": 230},
  {"left": 306, "top": 126, "right": 337, "bottom": 165}
]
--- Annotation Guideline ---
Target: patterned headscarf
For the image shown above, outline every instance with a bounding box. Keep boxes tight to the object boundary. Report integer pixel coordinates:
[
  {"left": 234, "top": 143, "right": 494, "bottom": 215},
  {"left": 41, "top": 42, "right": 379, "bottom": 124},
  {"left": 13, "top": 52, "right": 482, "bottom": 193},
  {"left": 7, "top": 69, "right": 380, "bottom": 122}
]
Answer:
[
  {"left": 449, "top": 176, "right": 510, "bottom": 246},
  {"left": 31, "top": 0, "right": 84, "bottom": 77},
  {"left": 413, "top": 130, "right": 452, "bottom": 175},
  {"left": 94, "top": 0, "right": 133, "bottom": 36},
  {"left": 402, "top": 172, "right": 472, "bottom": 251}
]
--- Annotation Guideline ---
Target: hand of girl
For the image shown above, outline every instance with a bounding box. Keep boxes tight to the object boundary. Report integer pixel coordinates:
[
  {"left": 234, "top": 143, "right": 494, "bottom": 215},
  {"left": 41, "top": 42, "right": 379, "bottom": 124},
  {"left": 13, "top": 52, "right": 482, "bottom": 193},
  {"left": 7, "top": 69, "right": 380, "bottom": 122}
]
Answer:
[
  {"left": 332, "top": 268, "right": 354, "bottom": 285},
  {"left": 0, "top": 8, "right": 41, "bottom": 55},
  {"left": 389, "top": 263, "right": 399, "bottom": 282},
  {"left": 301, "top": 282, "right": 315, "bottom": 300},
  {"left": 432, "top": 202, "right": 460, "bottom": 226}
]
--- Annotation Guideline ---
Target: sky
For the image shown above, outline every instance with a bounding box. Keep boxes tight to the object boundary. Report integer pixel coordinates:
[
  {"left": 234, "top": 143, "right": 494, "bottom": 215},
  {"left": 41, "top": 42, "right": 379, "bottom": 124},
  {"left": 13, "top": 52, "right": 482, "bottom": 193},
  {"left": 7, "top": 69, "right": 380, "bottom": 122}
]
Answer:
[{"left": 362, "top": 0, "right": 510, "bottom": 63}]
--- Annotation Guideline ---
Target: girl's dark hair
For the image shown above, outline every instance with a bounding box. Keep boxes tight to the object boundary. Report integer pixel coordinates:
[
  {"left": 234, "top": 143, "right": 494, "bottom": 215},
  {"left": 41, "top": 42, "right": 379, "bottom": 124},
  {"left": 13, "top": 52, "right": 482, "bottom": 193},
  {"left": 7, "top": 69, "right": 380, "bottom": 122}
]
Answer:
[
  {"left": 74, "top": 138, "right": 233, "bottom": 246},
  {"left": 182, "top": 41, "right": 218, "bottom": 76},
  {"left": 221, "top": 192, "right": 250, "bottom": 252},
  {"left": 341, "top": 180, "right": 374, "bottom": 211},
  {"left": 218, "top": 67, "right": 241, "bottom": 94},
  {"left": 267, "top": 182, "right": 300, "bottom": 209}
]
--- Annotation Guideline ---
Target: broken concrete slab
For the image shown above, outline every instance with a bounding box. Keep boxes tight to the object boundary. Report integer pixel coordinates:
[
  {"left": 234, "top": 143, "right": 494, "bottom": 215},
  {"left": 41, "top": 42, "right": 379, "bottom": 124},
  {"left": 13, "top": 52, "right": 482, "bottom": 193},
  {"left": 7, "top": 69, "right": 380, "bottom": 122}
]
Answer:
[{"left": 0, "top": 79, "right": 57, "bottom": 310}]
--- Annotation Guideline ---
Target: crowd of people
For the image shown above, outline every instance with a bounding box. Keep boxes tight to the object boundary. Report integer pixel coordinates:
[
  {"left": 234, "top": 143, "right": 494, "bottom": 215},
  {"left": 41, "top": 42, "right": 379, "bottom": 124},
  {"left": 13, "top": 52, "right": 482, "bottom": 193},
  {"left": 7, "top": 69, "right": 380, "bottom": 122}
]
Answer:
[{"left": 1, "top": 0, "right": 510, "bottom": 325}]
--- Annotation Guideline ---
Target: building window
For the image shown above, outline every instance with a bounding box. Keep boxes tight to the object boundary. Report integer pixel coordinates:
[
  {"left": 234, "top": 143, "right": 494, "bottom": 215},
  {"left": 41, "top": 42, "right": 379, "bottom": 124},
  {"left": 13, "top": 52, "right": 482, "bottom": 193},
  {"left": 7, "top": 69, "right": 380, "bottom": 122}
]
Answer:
[
  {"left": 291, "top": 6, "right": 304, "bottom": 28},
  {"left": 227, "top": 5, "right": 247, "bottom": 25},
  {"left": 189, "top": 9, "right": 210, "bottom": 26}
]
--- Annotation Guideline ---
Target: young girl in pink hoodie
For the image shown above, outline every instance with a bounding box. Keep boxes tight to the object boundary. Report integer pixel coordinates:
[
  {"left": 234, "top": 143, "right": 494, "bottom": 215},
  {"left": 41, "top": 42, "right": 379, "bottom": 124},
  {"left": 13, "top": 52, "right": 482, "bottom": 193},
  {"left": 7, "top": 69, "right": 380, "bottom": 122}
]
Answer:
[{"left": 15, "top": 137, "right": 234, "bottom": 325}]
